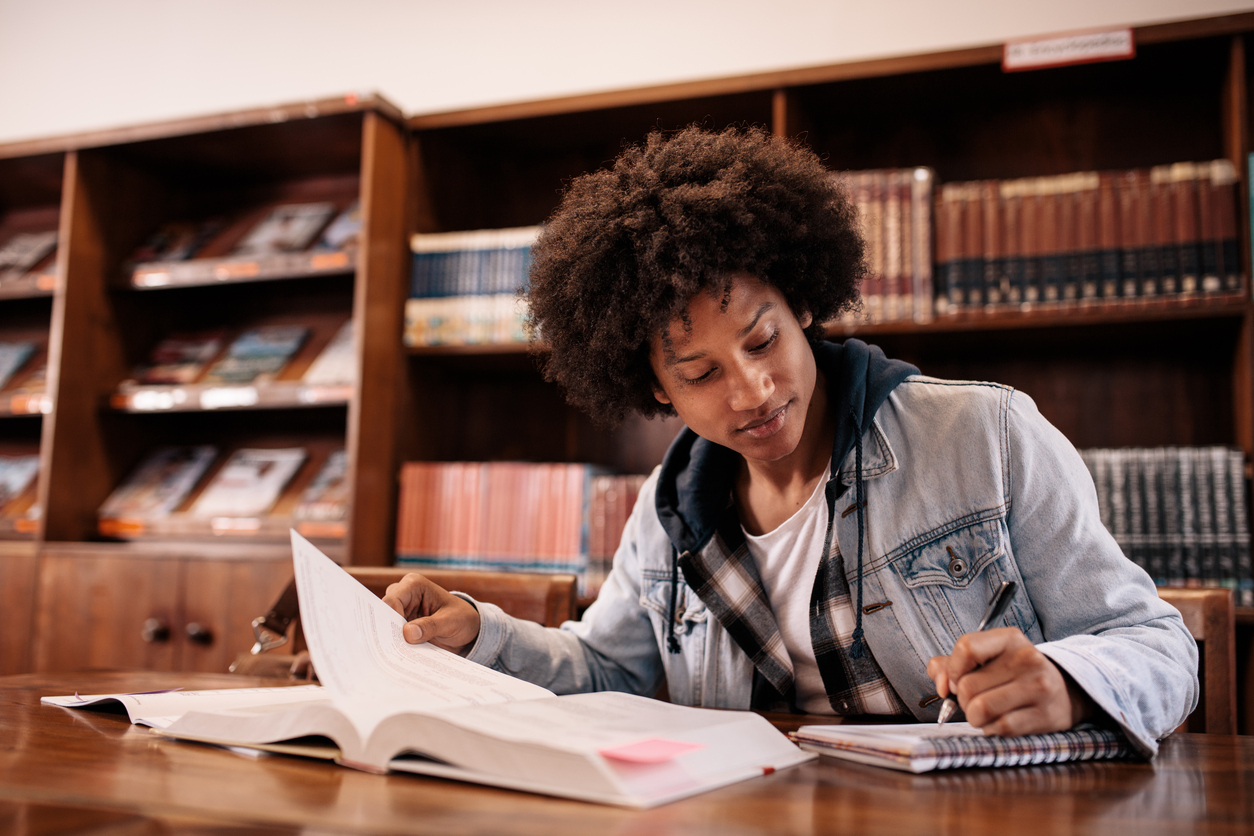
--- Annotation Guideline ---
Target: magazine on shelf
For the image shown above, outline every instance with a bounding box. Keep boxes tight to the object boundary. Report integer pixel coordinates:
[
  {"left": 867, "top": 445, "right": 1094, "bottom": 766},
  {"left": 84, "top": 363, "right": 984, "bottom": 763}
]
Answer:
[
  {"left": 294, "top": 450, "right": 349, "bottom": 522},
  {"left": 43, "top": 533, "right": 811, "bottom": 808},
  {"left": 790, "top": 723, "right": 1133, "bottom": 773},
  {"left": 0, "top": 454, "right": 40, "bottom": 511},
  {"left": 0, "top": 231, "right": 58, "bottom": 275},
  {"left": 201, "top": 326, "right": 309, "bottom": 385},
  {"left": 301, "top": 321, "right": 355, "bottom": 386},
  {"left": 232, "top": 203, "right": 337, "bottom": 256},
  {"left": 317, "top": 201, "right": 361, "bottom": 250},
  {"left": 98, "top": 446, "right": 218, "bottom": 521},
  {"left": 188, "top": 447, "right": 306, "bottom": 518},
  {"left": 0, "top": 342, "right": 36, "bottom": 389},
  {"left": 129, "top": 331, "right": 227, "bottom": 386},
  {"left": 130, "top": 219, "right": 224, "bottom": 263}
]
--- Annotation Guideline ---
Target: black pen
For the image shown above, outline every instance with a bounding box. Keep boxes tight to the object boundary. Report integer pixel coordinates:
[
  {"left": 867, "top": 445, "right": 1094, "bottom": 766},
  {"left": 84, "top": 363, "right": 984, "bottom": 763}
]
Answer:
[{"left": 936, "top": 580, "right": 1018, "bottom": 726}]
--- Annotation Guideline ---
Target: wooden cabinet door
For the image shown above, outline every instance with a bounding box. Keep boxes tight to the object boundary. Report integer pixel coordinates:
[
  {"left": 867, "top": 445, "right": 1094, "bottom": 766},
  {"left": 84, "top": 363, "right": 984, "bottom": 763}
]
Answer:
[
  {"left": 0, "top": 545, "right": 38, "bottom": 675},
  {"left": 180, "top": 558, "right": 292, "bottom": 673},
  {"left": 33, "top": 551, "right": 181, "bottom": 672}
]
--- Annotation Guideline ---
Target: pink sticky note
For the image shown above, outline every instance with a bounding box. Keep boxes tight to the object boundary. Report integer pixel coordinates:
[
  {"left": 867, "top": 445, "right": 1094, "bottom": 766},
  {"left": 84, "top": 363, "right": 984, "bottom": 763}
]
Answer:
[{"left": 599, "top": 738, "right": 705, "bottom": 764}]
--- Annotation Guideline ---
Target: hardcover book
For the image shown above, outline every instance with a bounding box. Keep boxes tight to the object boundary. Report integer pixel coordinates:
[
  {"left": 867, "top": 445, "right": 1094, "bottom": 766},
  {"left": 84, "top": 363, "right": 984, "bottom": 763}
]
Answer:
[
  {"left": 130, "top": 219, "right": 223, "bottom": 263},
  {"left": 300, "top": 321, "right": 355, "bottom": 386},
  {"left": 317, "top": 201, "right": 361, "bottom": 250},
  {"left": 129, "top": 331, "right": 226, "bottom": 386},
  {"left": 189, "top": 447, "right": 306, "bottom": 518},
  {"left": 201, "top": 326, "right": 309, "bottom": 385},
  {"left": 44, "top": 533, "right": 811, "bottom": 808},
  {"left": 294, "top": 449, "right": 349, "bottom": 522},
  {"left": 0, "top": 231, "right": 57, "bottom": 275},
  {"left": 0, "top": 342, "right": 36, "bottom": 390},
  {"left": 791, "top": 722, "right": 1132, "bottom": 773},
  {"left": 0, "top": 454, "right": 40, "bottom": 511},
  {"left": 232, "top": 203, "right": 337, "bottom": 256},
  {"left": 98, "top": 446, "right": 218, "bottom": 520}
]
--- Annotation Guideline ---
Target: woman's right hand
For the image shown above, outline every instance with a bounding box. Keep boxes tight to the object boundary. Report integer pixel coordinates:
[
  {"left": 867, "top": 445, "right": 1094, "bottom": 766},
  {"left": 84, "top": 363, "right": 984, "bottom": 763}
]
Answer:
[{"left": 381, "top": 573, "right": 482, "bottom": 656}]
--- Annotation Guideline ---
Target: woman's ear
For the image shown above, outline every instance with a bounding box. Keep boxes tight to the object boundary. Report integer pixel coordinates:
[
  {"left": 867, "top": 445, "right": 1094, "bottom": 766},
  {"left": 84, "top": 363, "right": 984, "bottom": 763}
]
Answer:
[
  {"left": 799, "top": 310, "right": 813, "bottom": 329},
  {"left": 652, "top": 381, "right": 672, "bottom": 405}
]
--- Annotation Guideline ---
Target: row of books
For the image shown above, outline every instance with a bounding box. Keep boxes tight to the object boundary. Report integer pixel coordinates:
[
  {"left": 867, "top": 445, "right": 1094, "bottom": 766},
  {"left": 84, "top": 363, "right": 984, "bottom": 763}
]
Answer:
[
  {"left": 1079, "top": 446, "right": 1252, "bottom": 606},
  {"left": 130, "top": 201, "right": 361, "bottom": 267},
  {"left": 837, "top": 168, "right": 935, "bottom": 325},
  {"left": 395, "top": 462, "right": 647, "bottom": 596},
  {"left": 935, "top": 161, "right": 1242, "bottom": 312},
  {"left": 585, "top": 474, "right": 648, "bottom": 598},
  {"left": 120, "top": 320, "right": 354, "bottom": 389},
  {"left": 405, "top": 227, "right": 538, "bottom": 347},
  {"left": 0, "top": 230, "right": 57, "bottom": 283},
  {"left": 97, "top": 446, "right": 348, "bottom": 535}
]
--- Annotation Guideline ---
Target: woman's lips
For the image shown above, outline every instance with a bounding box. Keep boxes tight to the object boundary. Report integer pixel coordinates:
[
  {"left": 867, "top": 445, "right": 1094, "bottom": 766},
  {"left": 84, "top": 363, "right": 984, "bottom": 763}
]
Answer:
[{"left": 739, "top": 404, "right": 787, "bottom": 439}]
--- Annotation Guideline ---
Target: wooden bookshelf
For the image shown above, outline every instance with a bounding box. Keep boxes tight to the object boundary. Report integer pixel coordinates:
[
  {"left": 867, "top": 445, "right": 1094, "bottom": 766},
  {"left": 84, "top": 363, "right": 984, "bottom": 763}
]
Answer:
[{"left": 404, "top": 14, "right": 1254, "bottom": 730}]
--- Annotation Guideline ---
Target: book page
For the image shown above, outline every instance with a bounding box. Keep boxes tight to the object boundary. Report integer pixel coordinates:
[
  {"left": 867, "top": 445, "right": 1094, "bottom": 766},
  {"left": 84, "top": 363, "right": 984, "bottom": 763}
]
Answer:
[
  {"left": 42, "top": 685, "right": 328, "bottom": 729},
  {"left": 290, "top": 531, "right": 553, "bottom": 712}
]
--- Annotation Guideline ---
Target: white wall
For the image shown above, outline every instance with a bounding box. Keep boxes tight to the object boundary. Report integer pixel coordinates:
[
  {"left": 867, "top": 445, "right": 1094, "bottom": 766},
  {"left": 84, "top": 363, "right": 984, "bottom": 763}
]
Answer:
[{"left": 1, "top": 0, "right": 1252, "bottom": 146}]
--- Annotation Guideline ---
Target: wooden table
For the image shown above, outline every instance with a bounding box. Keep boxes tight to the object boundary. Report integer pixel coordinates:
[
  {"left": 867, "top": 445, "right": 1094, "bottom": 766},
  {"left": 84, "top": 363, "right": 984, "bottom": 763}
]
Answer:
[{"left": 2, "top": 672, "right": 1252, "bottom": 835}]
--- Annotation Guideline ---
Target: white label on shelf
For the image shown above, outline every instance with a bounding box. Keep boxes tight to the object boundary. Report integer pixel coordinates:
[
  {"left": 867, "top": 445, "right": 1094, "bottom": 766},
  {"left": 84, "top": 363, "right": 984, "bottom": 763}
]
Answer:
[
  {"left": 200, "top": 386, "right": 259, "bottom": 410},
  {"left": 1003, "top": 28, "right": 1133, "bottom": 72},
  {"left": 135, "top": 271, "right": 171, "bottom": 287},
  {"left": 130, "top": 389, "right": 178, "bottom": 411}
]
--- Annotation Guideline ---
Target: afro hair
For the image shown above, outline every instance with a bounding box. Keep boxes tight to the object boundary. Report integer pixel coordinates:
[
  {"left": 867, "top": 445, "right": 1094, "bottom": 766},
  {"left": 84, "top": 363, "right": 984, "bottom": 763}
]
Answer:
[{"left": 525, "top": 125, "right": 865, "bottom": 425}]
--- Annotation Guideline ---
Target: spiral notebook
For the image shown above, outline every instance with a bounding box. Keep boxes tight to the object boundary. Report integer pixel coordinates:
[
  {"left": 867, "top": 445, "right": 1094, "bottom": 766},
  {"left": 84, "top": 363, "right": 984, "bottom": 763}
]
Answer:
[{"left": 790, "top": 722, "right": 1133, "bottom": 773}]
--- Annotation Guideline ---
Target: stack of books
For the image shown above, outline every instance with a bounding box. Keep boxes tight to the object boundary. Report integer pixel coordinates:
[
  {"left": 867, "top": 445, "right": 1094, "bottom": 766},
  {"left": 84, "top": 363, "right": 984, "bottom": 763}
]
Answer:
[
  {"left": 935, "top": 160, "right": 1242, "bottom": 313},
  {"left": 404, "top": 227, "right": 539, "bottom": 347},
  {"left": 396, "top": 461, "right": 646, "bottom": 595},
  {"left": 1079, "top": 446, "right": 1252, "bottom": 605},
  {"left": 835, "top": 168, "right": 935, "bottom": 325}
]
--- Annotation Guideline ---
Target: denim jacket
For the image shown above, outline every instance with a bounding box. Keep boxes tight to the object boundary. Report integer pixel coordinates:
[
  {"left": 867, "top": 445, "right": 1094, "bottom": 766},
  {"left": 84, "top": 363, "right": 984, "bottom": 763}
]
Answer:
[{"left": 465, "top": 347, "right": 1198, "bottom": 758}]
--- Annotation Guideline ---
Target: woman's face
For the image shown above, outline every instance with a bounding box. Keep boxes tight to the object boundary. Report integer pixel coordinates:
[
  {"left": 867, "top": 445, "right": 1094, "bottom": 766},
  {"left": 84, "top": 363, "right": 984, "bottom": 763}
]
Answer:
[{"left": 649, "top": 273, "right": 818, "bottom": 467}]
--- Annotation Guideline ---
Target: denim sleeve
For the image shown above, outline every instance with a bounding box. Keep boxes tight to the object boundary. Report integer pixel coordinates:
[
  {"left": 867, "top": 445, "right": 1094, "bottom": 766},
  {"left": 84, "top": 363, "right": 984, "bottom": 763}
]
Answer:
[
  {"left": 460, "top": 477, "right": 666, "bottom": 697},
  {"left": 1005, "top": 390, "right": 1199, "bottom": 757}
]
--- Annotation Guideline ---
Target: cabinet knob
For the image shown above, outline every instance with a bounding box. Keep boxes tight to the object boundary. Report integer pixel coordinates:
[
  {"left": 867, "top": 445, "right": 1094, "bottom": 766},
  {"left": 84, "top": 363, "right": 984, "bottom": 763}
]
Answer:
[
  {"left": 141, "top": 618, "right": 170, "bottom": 643},
  {"left": 185, "top": 622, "right": 214, "bottom": 645}
]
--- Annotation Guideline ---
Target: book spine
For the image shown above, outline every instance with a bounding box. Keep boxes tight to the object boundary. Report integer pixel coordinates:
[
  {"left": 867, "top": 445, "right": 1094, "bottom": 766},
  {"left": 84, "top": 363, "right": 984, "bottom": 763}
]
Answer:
[
  {"left": 909, "top": 168, "right": 934, "bottom": 323},
  {"left": 1211, "top": 447, "right": 1235, "bottom": 592},
  {"left": 1000, "top": 180, "right": 1024, "bottom": 309},
  {"left": 1020, "top": 179, "right": 1041, "bottom": 307},
  {"left": 1214, "top": 158, "right": 1242, "bottom": 293},
  {"left": 1059, "top": 173, "right": 1082, "bottom": 304},
  {"left": 935, "top": 184, "right": 958, "bottom": 316},
  {"left": 1171, "top": 162, "right": 1201, "bottom": 298},
  {"left": 1151, "top": 166, "right": 1179, "bottom": 297},
  {"left": 884, "top": 171, "right": 904, "bottom": 321},
  {"left": 961, "top": 182, "right": 983, "bottom": 311},
  {"left": 1230, "top": 449, "right": 1253, "bottom": 606},
  {"left": 1086, "top": 173, "right": 1110, "bottom": 305},
  {"left": 1142, "top": 448, "right": 1165, "bottom": 585},
  {"left": 1038, "top": 177, "right": 1063, "bottom": 305},
  {"left": 1133, "top": 169, "right": 1159, "bottom": 299},
  {"left": 981, "top": 180, "right": 1003, "bottom": 310},
  {"left": 1179, "top": 449, "right": 1198, "bottom": 585},
  {"left": 1163, "top": 449, "right": 1184, "bottom": 587},
  {"left": 1196, "top": 162, "right": 1222, "bottom": 294}
]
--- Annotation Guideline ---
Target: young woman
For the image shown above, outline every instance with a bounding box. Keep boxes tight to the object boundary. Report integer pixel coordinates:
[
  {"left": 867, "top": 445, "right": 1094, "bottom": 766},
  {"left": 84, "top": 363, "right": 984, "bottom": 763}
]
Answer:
[{"left": 383, "top": 127, "right": 1196, "bottom": 757}]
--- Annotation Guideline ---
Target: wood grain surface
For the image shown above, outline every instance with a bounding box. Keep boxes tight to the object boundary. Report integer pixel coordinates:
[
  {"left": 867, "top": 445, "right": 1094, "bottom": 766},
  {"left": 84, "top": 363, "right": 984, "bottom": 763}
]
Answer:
[{"left": 2, "top": 671, "right": 1252, "bottom": 835}]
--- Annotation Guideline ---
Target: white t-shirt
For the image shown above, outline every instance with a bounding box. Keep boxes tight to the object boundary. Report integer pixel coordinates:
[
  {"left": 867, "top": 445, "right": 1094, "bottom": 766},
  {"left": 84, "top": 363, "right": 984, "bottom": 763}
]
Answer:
[{"left": 742, "top": 466, "right": 835, "bottom": 714}]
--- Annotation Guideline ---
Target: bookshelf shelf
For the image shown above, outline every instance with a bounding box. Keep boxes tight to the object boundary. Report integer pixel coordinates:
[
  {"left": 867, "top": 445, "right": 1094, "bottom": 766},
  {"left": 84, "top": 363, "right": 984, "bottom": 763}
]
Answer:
[
  {"left": 0, "top": 274, "right": 55, "bottom": 299},
  {"left": 406, "top": 342, "right": 534, "bottom": 357}
]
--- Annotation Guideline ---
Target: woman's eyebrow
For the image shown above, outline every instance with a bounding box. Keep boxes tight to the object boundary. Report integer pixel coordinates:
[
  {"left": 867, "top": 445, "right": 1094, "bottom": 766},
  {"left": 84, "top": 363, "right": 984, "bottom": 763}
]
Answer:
[{"left": 736, "top": 302, "right": 775, "bottom": 338}]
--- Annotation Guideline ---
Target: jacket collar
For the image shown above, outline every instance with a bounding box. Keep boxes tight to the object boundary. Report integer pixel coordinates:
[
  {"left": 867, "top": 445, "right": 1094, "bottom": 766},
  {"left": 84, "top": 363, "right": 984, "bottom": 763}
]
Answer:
[{"left": 655, "top": 338, "right": 918, "bottom": 555}]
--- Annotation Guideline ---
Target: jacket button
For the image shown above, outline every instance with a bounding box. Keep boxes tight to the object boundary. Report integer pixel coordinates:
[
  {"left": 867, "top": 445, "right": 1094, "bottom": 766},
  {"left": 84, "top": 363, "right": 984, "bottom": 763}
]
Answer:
[{"left": 948, "top": 557, "right": 967, "bottom": 577}]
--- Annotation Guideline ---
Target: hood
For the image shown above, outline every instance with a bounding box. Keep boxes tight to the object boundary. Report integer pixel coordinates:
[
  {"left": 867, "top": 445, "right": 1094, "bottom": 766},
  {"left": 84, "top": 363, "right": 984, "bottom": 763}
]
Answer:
[{"left": 655, "top": 338, "right": 918, "bottom": 554}]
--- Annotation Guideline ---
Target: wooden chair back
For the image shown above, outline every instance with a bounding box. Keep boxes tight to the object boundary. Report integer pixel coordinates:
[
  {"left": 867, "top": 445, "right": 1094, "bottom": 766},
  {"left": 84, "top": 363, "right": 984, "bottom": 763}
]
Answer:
[
  {"left": 1157, "top": 587, "right": 1236, "bottom": 735},
  {"left": 345, "top": 567, "right": 577, "bottom": 628}
]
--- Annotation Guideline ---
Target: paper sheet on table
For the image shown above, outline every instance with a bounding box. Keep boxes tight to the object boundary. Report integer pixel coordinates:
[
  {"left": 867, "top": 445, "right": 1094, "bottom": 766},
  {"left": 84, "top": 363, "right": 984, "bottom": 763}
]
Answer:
[{"left": 290, "top": 530, "right": 554, "bottom": 711}]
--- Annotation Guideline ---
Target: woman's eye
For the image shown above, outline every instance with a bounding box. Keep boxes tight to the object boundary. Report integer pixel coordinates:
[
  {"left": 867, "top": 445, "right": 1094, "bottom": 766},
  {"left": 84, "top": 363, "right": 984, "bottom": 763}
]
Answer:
[
  {"left": 686, "top": 369, "right": 714, "bottom": 384},
  {"left": 750, "top": 331, "right": 779, "bottom": 353}
]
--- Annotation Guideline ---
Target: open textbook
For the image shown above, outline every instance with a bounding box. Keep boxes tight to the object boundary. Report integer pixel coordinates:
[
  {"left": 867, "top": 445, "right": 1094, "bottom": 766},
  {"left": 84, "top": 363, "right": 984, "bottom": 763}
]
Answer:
[
  {"left": 44, "top": 532, "right": 811, "bottom": 808},
  {"left": 791, "top": 722, "right": 1133, "bottom": 773}
]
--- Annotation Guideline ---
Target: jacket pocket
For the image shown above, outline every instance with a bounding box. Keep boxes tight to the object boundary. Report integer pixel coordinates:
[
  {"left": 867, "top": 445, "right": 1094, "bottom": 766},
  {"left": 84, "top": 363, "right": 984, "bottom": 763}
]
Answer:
[
  {"left": 888, "top": 517, "right": 1036, "bottom": 638},
  {"left": 639, "top": 571, "right": 709, "bottom": 635}
]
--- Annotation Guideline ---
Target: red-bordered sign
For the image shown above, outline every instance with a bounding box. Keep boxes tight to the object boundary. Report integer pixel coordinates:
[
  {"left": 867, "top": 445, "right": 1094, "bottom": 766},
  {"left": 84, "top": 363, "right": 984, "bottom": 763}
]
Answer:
[{"left": 1003, "top": 27, "right": 1135, "bottom": 72}]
